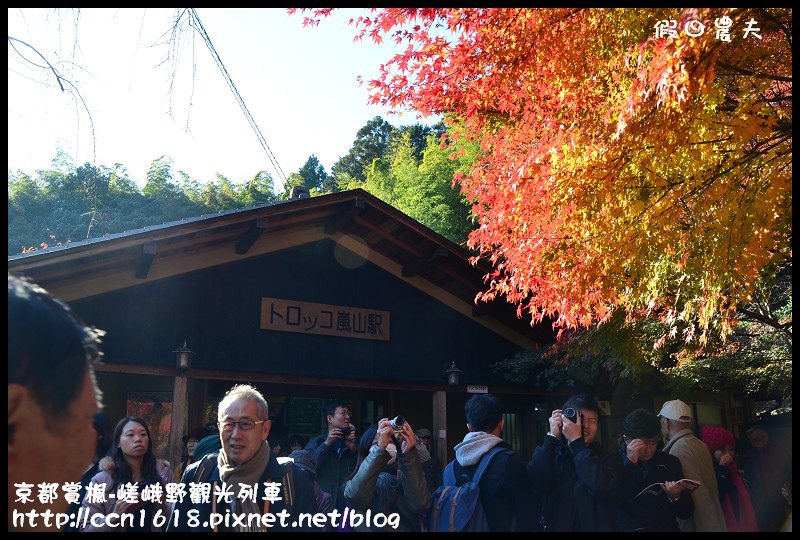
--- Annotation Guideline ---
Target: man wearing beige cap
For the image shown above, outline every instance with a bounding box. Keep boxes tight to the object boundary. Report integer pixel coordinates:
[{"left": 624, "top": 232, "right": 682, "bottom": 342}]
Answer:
[{"left": 659, "top": 399, "right": 727, "bottom": 531}]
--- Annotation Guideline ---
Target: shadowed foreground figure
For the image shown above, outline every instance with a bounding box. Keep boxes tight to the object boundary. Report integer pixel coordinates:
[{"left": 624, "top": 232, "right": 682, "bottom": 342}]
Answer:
[{"left": 8, "top": 273, "right": 105, "bottom": 531}]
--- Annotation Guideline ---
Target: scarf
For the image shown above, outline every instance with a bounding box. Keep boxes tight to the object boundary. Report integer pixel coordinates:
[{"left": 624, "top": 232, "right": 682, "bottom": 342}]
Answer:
[
  {"left": 217, "top": 442, "right": 271, "bottom": 532},
  {"left": 720, "top": 461, "right": 759, "bottom": 532}
]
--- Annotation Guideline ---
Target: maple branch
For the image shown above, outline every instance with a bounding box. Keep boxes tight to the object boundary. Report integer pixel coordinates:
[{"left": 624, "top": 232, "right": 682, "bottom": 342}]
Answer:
[
  {"left": 756, "top": 8, "right": 792, "bottom": 47},
  {"left": 737, "top": 306, "right": 792, "bottom": 332},
  {"left": 743, "top": 130, "right": 791, "bottom": 159},
  {"left": 8, "top": 35, "right": 97, "bottom": 167},
  {"left": 715, "top": 62, "right": 792, "bottom": 83},
  {"left": 762, "top": 95, "right": 792, "bottom": 105}
]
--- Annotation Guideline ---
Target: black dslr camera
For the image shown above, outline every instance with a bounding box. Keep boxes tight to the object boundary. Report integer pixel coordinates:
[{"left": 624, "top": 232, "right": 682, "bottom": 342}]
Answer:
[
  {"left": 340, "top": 426, "right": 352, "bottom": 438},
  {"left": 563, "top": 408, "right": 583, "bottom": 423}
]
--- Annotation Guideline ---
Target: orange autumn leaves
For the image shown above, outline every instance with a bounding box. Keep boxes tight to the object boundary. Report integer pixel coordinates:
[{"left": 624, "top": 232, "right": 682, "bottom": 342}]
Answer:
[{"left": 294, "top": 8, "right": 792, "bottom": 348}]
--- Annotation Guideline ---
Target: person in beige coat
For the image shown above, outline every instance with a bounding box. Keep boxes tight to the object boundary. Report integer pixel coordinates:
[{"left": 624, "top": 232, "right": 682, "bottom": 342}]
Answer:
[
  {"left": 80, "top": 416, "right": 173, "bottom": 532},
  {"left": 659, "top": 399, "right": 727, "bottom": 532}
]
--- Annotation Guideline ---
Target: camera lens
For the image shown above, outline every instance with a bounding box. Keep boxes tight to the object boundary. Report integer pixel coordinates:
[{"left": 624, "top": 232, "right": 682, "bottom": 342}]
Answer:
[
  {"left": 391, "top": 416, "right": 405, "bottom": 433},
  {"left": 563, "top": 408, "right": 577, "bottom": 423}
]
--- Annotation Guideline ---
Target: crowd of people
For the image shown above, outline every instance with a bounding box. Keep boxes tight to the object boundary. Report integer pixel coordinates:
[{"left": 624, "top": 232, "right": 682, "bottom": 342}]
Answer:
[{"left": 8, "top": 273, "right": 793, "bottom": 532}]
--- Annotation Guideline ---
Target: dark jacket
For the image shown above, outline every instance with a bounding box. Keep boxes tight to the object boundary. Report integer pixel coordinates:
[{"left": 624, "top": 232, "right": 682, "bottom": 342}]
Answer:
[
  {"left": 305, "top": 433, "right": 357, "bottom": 511},
  {"left": 616, "top": 443, "right": 694, "bottom": 531},
  {"left": 166, "top": 452, "right": 321, "bottom": 532},
  {"left": 449, "top": 440, "right": 541, "bottom": 532},
  {"left": 63, "top": 461, "right": 103, "bottom": 532},
  {"left": 527, "top": 434, "right": 624, "bottom": 531},
  {"left": 743, "top": 442, "right": 792, "bottom": 532}
]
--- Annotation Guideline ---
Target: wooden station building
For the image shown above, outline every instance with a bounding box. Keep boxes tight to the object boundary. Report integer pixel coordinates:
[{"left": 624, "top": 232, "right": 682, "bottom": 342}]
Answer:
[{"left": 9, "top": 188, "right": 570, "bottom": 468}]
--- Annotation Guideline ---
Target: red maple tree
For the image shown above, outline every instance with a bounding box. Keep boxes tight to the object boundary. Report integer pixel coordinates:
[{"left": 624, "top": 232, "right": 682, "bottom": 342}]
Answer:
[{"left": 292, "top": 8, "right": 792, "bottom": 350}]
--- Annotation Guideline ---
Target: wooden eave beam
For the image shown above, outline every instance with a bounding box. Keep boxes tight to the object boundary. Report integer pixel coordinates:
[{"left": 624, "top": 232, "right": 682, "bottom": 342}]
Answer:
[
  {"left": 234, "top": 218, "right": 269, "bottom": 255},
  {"left": 324, "top": 198, "right": 365, "bottom": 235},
  {"left": 402, "top": 246, "right": 449, "bottom": 277},
  {"left": 134, "top": 242, "right": 157, "bottom": 279},
  {"left": 472, "top": 299, "right": 512, "bottom": 318}
]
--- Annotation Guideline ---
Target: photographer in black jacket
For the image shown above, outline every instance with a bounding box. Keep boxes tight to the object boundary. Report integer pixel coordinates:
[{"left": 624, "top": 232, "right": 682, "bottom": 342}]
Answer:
[{"left": 527, "top": 393, "right": 624, "bottom": 531}]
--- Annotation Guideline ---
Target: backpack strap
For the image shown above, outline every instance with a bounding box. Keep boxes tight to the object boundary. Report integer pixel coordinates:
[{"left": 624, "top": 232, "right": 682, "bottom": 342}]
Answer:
[
  {"left": 443, "top": 461, "right": 457, "bottom": 485},
  {"left": 449, "top": 484, "right": 469, "bottom": 532},
  {"left": 279, "top": 460, "right": 296, "bottom": 515},
  {"left": 443, "top": 445, "right": 510, "bottom": 486},
  {"left": 431, "top": 484, "right": 453, "bottom": 529},
  {"left": 190, "top": 452, "right": 218, "bottom": 484},
  {"left": 472, "top": 446, "right": 509, "bottom": 484}
]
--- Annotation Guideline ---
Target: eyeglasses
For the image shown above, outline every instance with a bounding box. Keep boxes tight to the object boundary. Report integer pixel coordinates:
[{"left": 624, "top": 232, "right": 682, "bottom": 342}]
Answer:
[
  {"left": 335, "top": 410, "right": 351, "bottom": 417},
  {"left": 218, "top": 419, "right": 266, "bottom": 432}
]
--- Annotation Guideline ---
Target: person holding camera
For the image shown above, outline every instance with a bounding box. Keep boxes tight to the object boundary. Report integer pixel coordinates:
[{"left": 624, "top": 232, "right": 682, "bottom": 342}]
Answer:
[
  {"left": 342, "top": 417, "right": 432, "bottom": 531},
  {"left": 305, "top": 399, "right": 358, "bottom": 511},
  {"left": 527, "top": 393, "right": 624, "bottom": 531}
]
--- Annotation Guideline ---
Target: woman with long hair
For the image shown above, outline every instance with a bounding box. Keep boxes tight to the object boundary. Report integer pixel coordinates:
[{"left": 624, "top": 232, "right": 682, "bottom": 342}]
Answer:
[{"left": 80, "top": 416, "right": 173, "bottom": 531}]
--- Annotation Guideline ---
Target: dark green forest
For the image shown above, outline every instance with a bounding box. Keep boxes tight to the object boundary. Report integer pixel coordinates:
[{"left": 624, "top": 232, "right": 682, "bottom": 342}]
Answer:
[{"left": 8, "top": 116, "right": 474, "bottom": 255}]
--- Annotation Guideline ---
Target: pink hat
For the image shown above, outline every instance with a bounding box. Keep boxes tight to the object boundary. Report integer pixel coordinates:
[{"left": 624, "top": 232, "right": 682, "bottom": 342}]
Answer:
[{"left": 700, "top": 425, "right": 735, "bottom": 453}]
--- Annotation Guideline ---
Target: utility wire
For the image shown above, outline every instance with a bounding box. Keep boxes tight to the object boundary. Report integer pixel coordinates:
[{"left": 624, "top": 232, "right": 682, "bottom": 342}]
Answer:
[{"left": 188, "top": 8, "right": 287, "bottom": 189}]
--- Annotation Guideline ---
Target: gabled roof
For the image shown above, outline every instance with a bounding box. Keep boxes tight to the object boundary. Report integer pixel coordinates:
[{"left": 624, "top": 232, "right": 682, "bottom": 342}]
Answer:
[{"left": 8, "top": 188, "right": 554, "bottom": 349}]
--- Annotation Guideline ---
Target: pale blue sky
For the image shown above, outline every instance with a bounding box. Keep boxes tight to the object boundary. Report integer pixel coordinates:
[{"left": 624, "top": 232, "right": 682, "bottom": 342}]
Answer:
[{"left": 7, "top": 8, "right": 439, "bottom": 190}]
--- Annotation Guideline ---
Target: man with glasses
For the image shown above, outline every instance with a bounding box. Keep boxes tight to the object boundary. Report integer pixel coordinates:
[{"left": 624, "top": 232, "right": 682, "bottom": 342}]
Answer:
[
  {"left": 305, "top": 399, "right": 357, "bottom": 511},
  {"left": 659, "top": 398, "right": 727, "bottom": 531},
  {"left": 616, "top": 408, "right": 693, "bottom": 531},
  {"left": 167, "top": 384, "right": 321, "bottom": 531}
]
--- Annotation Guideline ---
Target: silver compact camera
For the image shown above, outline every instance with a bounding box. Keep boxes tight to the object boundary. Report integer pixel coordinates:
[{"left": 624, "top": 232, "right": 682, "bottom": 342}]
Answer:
[{"left": 390, "top": 415, "right": 405, "bottom": 433}]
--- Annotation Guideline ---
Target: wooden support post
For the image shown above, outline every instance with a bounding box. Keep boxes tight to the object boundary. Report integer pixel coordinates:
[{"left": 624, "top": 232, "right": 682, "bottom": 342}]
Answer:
[
  {"left": 168, "top": 373, "right": 189, "bottom": 469},
  {"left": 433, "top": 390, "right": 447, "bottom": 467}
]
